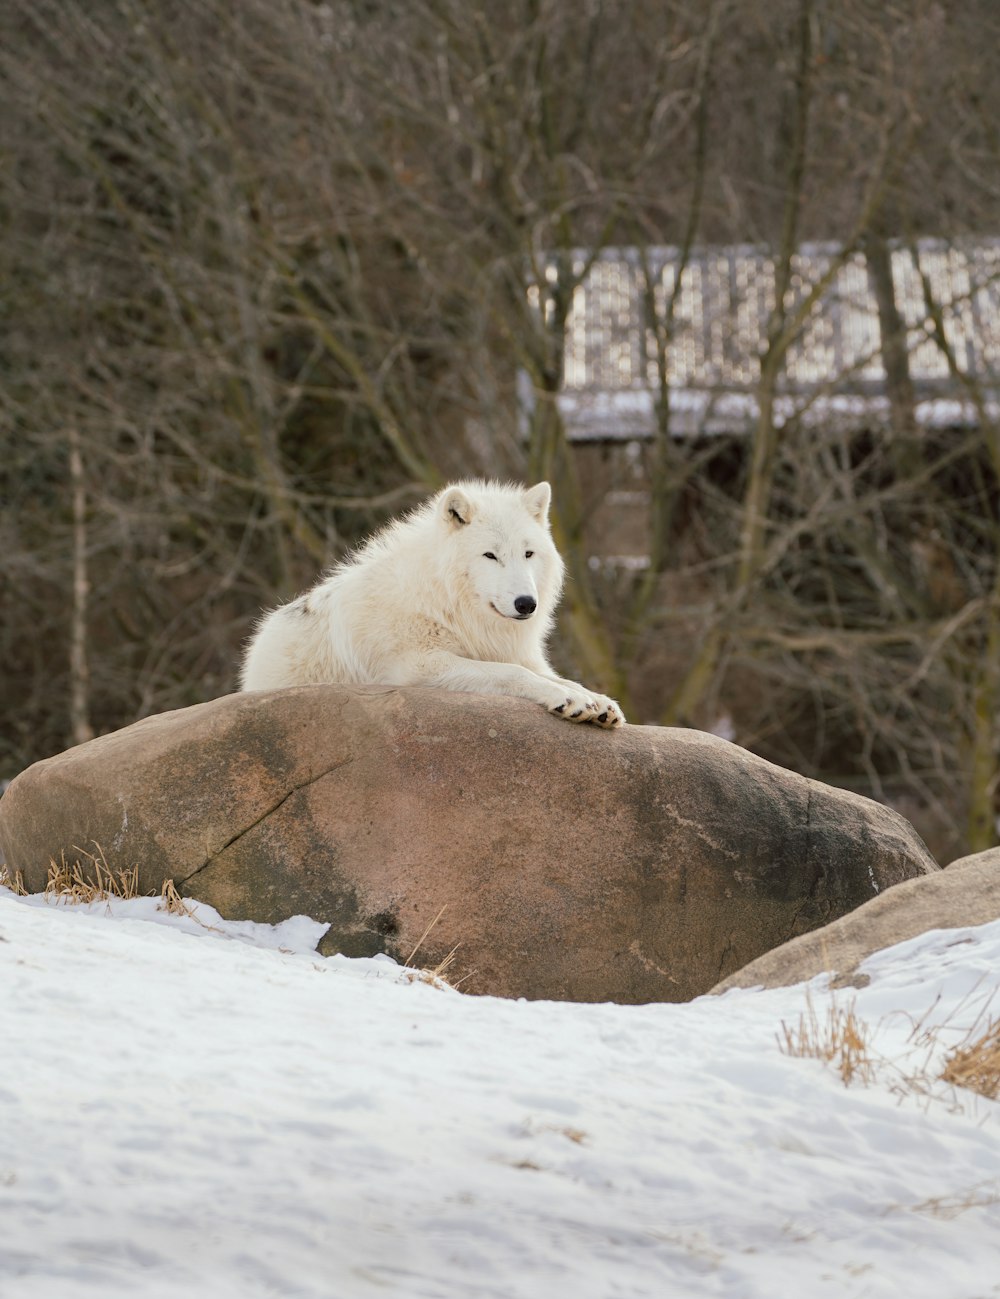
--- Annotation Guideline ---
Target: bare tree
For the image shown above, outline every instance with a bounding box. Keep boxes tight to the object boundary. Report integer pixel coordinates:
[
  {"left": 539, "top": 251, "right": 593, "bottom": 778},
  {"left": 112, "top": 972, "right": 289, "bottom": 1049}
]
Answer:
[{"left": 2, "top": 0, "right": 999, "bottom": 858}]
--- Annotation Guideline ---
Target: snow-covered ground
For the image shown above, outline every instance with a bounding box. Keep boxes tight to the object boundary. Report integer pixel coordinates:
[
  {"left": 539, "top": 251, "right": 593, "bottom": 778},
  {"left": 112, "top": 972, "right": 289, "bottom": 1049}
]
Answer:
[{"left": 2, "top": 886, "right": 999, "bottom": 1299}]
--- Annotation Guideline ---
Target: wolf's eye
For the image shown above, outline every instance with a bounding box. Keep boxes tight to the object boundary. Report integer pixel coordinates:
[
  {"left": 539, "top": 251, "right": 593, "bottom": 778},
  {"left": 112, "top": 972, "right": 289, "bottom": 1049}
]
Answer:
[
  {"left": 525, "top": 550, "right": 534, "bottom": 559},
  {"left": 483, "top": 551, "right": 498, "bottom": 561}
]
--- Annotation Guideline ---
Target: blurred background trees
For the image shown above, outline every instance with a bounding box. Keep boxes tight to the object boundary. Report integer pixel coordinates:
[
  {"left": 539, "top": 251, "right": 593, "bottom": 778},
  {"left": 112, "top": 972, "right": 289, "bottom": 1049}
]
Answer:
[{"left": 2, "top": 0, "right": 999, "bottom": 860}]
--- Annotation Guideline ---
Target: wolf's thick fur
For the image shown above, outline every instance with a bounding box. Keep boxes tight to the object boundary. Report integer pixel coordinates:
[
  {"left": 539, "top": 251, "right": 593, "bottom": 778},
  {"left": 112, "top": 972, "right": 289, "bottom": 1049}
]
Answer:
[{"left": 240, "top": 480, "right": 624, "bottom": 727}]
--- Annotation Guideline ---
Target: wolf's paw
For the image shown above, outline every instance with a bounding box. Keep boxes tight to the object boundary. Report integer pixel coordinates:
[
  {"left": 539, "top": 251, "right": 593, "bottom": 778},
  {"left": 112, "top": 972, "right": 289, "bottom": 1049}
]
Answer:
[
  {"left": 545, "top": 683, "right": 625, "bottom": 728},
  {"left": 590, "top": 694, "right": 626, "bottom": 728}
]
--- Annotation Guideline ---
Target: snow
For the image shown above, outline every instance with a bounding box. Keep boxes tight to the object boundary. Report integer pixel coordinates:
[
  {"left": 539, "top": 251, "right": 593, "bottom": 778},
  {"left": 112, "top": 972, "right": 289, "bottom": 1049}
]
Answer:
[{"left": 2, "top": 887, "right": 999, "bottom": 1299}]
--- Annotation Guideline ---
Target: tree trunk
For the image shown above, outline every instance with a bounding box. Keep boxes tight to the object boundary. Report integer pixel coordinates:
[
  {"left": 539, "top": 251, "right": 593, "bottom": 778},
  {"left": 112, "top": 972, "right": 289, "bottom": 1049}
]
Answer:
[
  {"left": 68, "top": 427, "right": 94, "bottom": 748},
  {"left": 865, "top": 230, "right": 918, "bottom": 478}
]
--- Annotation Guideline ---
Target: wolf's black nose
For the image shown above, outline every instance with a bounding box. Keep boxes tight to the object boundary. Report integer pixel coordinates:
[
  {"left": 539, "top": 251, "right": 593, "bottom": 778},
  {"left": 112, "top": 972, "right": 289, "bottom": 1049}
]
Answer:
[{"left": 514, "top": 595, "right": 537, "bottom": 617}]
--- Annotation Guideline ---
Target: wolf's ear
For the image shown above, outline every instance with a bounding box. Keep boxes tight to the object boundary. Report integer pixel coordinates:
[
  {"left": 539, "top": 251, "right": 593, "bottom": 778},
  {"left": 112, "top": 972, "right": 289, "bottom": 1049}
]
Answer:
[
  {"left": 523, "top": 481, "right": 552, "bottom": 524},
  {"left": 441, "top": 486, "right": 474, "bottom": 527}
]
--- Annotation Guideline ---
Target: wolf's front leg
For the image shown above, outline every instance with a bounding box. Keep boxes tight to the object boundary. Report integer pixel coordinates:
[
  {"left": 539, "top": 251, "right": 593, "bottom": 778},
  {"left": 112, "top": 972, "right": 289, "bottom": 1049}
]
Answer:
[
  {"left": 518, "top": 656, "right": 625, "bottom": 728},
  {"left": 392, "top": 652, "right": 625, "bottom": 728}
]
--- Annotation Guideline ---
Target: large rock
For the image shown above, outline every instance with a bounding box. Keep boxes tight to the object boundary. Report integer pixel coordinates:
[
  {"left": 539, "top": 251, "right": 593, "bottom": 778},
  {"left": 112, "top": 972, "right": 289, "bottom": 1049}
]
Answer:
[
  {"left": 0, "top": 685, "right": 938, "bottom": 1003},
  {"left": 712, "top": 848, "right": 1000, "bottom": 994}
]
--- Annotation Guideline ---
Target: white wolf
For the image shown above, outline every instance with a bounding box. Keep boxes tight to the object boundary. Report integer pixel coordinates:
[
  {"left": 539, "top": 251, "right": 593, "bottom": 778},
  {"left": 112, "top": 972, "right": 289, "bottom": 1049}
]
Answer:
[{"left": 240, "top": 479, "right": 624, "bottom": 727}]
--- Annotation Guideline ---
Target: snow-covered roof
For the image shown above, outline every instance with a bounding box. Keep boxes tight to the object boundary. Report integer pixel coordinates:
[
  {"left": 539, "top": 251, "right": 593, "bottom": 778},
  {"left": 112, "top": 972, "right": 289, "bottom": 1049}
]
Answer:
[{"left": 526, "top": 239, "right": 1000, "bottom": 439}]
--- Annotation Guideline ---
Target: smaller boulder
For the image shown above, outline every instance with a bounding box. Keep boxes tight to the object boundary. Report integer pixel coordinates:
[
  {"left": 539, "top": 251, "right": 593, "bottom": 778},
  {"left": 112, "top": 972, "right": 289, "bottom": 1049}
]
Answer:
[
  {"left": 711, "top": 848, "right": 1000, "bottom": 994},
  {"left": 945, "top": 846, "right": 1000, "bottom": 872}
]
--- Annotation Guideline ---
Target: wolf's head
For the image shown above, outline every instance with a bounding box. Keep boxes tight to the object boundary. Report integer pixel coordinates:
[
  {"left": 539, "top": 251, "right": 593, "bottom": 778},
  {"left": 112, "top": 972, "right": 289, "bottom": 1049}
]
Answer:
[{"left": 436, "top": 480, "right": 564, "bottom": 626}]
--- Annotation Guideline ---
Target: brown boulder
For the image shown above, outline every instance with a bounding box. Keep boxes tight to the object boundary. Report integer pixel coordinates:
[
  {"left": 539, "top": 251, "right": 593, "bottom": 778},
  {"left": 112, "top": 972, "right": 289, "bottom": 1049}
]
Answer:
[
  {"left": 0, "top": 685, "right": 938, "bottom": 1003},
  {"left": 712, "top": 848, "right": 1000, "bottom": 994}
]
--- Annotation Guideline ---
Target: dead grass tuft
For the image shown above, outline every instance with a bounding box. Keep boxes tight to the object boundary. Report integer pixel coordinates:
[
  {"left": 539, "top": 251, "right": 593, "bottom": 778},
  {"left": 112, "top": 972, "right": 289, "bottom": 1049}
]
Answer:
[
  {"left": 404, "top": 903, "right": 448, "bottom": 967},
  {"left": 44, "top": 844, "right": 139, "bottom": 904},
  {"left": 891, "top": 1182, "right": 1000, "bottom": 1220},
  {"left": 779, "top": 991, "right": 877, "bottom": 1087},
  {"left": 400, "top": 903, "right": 467, "bottom": 988},
  {"left": 939, "top": 1017, "right": 1000, "bottom": 1101},
  {"left": 0, "top": 864, "right": 28, "bottom": 895},
  {"left": 422, "top": 945, "right": 461, "bottom": 985},
  {"left": 159, "top": 877, "right": 196, "bottom": 918},
  {"left": 402, "top": 943, "right": 463, "bottom": 989},
  {"left": 780, "top": 979, "right": 1000, "bottom": 1115},
  {"left": 10, "top": 845, "right": 200, "bottom": 925}
]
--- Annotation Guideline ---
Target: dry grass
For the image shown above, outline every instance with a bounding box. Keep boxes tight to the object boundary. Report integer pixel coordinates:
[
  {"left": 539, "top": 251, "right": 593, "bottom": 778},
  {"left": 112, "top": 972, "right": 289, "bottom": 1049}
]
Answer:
[
  {"left": 891, "top": 1182, "right": 1000, "bottom": 1220},
  {"left": 420, "top": 945, "right": 462, "bottom": 985},
  {"left": 41, "top": 845, "right": 221, "bottom": 935},
  {"left": 403, "top": 942, "right": 463, "bottom": 989},
  {"left": 401, "top": 903, "right": 465, "bottom": 988},
  {"left": 779, "top": 992, "right": 878, "bottom": 1087},
  {"left": 44, "top": 844, "right": 139, "bottom": 903},
  {"left": 403, "top": 903, "right": 448, "bottom": 967},
  {"left": 4, "top": 843, "right": 196, "bottom": 928},
  {"left": 939, "top": 1016, "right": 1000, "bottom": 1101},
  {"left": 0, "top": 864, "right": 27, "bottom": 895},
  {"left": 158, "top": 878, "right": 223, "bottom": 934},
  {"left": 159, "top": 877, "right": 196, "bottom": 918},
  {"left": 781, "top": 982, "right": 1000, "bottom": 1112}
]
